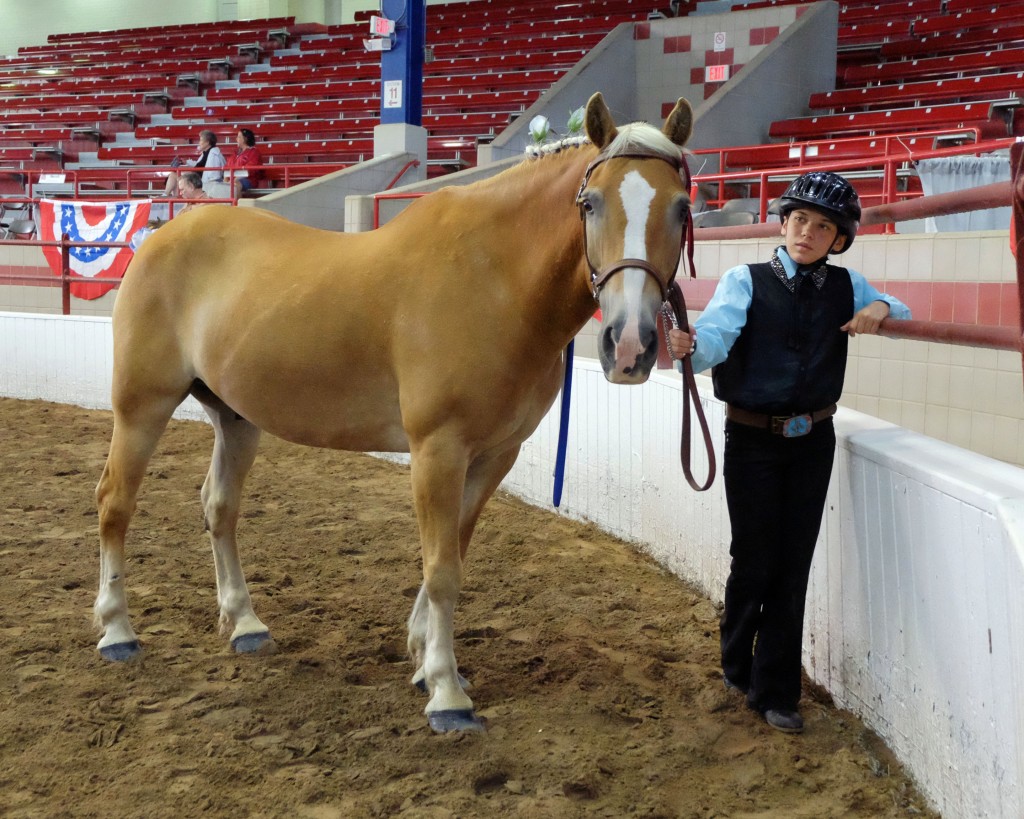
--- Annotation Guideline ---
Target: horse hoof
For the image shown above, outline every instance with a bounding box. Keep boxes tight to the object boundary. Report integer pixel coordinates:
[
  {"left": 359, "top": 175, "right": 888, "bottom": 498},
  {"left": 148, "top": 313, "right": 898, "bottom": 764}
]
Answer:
[
  {"left": 98, "top": 640, "right": 142, "bottom": 662},
  {"left": 414, "top": 673, "right": 471, "bottom": 694},
  {"left": 428, "top": 709, "right": 485, "bottom": 733},
  {"left": 231, "top": 631, "right": 275, "bottom": 655}
]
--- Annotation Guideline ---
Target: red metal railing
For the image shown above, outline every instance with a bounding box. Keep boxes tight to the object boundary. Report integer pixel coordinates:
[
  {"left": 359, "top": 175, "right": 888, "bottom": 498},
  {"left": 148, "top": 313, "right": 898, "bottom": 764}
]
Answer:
[
  {"left": 687, "top": 134, "right": 1015, "bottom": 229},
  {"left": 9, "top": 162, "right": 357, "bottom": 200},
  {"left": 0, "top": 237, "right": 125, "bottom": 315},
  {"left": 370, "top": 143, "right": 1024, "bottom": 366},
  {"left": 0, "top": 159, "right": 425, "bottom": 313}
]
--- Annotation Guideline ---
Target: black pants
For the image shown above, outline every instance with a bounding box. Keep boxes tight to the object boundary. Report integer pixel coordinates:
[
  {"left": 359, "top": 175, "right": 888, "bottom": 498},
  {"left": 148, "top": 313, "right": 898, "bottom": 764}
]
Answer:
[{"left": 720, "top": 417, "right": 836, "bottom": 712}]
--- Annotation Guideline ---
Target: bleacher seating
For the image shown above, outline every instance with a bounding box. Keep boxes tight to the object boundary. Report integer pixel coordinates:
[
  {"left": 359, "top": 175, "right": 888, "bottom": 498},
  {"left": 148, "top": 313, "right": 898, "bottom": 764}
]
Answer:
[
  {"left": 842, "top": 45, "right": 1024, "bottom": 85},
  {"left": 769, "top": 101, "right": 1012, "bottom": 141},
  {"left": 0, "top": 0, "right": 1018, "bottom": 209},
  {"left": 754, "top": 0, "right": 1021, "bottom": 202},
  {"left": 0, "top": 3, "right": 671, "bottom": 190},
  {"left": 880, "top": 22, "right": 1024, "bottom": 58},
  {"left": 809, "top": 72, "right": 1024, "bottom": 112},
  {"left": 676, "top": 0, "right": 1021, "bottom": 224}
]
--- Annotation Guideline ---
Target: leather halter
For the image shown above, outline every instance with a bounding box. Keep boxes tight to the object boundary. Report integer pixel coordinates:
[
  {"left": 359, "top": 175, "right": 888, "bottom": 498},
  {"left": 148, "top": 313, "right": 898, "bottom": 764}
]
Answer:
[{"left": 576, "top": 146, "right": 695, "bottom": 301}]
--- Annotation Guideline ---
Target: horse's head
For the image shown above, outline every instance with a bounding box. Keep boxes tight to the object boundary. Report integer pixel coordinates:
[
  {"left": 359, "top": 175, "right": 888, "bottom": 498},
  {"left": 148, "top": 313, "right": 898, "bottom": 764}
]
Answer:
[{"left": 578, "top": 92, "right": 693, "bottom": 384}]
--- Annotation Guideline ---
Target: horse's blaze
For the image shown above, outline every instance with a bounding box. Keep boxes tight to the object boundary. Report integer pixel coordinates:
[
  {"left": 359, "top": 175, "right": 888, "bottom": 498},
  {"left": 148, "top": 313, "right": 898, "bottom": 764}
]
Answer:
[{"left": 603, "top": 170, "right": 664, "bottom": 382}]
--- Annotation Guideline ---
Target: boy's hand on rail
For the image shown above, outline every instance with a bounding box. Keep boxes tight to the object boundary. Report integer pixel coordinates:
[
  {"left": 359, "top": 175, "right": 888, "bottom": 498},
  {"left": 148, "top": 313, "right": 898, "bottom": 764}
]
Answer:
[{"left": 841, "top": 300, "right": 890, "bottom": 337}]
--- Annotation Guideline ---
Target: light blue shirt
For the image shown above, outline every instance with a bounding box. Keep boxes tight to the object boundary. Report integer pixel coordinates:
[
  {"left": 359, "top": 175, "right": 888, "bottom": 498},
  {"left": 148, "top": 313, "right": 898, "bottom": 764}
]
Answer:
[{"left": 683, "top": 247, "right": 911, "bottom": 374}]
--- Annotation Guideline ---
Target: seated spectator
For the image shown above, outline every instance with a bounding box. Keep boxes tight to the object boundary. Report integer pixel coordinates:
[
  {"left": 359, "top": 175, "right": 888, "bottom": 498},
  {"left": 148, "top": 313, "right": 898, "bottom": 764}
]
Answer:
[
  {"left": 227, "top": 128, "right": 265, "bottom": 198},
  {"left": 163, "top": 129, "right": 225, "bottom": 196},
  {"left": 176, "top": 172, "right": 210, "bottom": 216}
]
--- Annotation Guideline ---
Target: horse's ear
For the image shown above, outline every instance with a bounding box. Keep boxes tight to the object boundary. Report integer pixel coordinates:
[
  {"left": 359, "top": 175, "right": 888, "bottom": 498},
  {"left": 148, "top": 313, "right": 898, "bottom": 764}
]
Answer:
[
  {"left": 662, "top": 98, "right": 693, "bottom": 147},
  {"left": 584, "top": 92, "right": 618, "bottom": 150}
]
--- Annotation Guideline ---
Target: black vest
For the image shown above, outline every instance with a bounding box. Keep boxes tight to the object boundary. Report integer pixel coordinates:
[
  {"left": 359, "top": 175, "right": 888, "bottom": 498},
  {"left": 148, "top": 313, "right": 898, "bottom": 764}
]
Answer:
[{"left": 712, "top": 261, "right": 854, "bottom": 415}]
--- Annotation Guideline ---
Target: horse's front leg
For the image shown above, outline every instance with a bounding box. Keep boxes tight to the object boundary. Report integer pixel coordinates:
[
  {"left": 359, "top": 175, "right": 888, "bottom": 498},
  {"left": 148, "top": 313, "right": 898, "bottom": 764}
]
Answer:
[
  {"left": 198, "top": 397, "right": 273, "bottom": 654},
  {"left": 407, "top": 435, "right": 482, "bottom": 732},
  {"left": 407, "top": 442, "right": 522, "bottom": 731}
]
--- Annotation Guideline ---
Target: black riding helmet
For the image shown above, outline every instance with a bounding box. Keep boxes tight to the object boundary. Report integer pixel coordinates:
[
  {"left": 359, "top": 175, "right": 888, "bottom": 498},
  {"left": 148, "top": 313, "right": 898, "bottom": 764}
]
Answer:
[{"left": 775, "top": 171, "right": 861, "bottom": 251}]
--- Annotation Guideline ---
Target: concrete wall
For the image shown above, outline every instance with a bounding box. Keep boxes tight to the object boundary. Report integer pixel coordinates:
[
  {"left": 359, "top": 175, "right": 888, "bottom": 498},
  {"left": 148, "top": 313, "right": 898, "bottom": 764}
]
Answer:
[
  {"left": 477, "top": 3, "right": 836, "bottom": 168},
  {"left": 244, "top": 153, "right": 419, "bottom": 231},
  {"left": 1, "top": 310, "right": 1021, "bottom": 819},
  {"left": 684, "top": 2, "right": 838, "bottom": 162}
]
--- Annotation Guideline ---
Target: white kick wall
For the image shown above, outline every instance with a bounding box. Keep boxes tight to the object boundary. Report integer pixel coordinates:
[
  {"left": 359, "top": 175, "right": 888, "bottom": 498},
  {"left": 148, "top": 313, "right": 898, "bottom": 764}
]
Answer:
[{"left": 1, "top": 310, "right": 1022, "bottom": 819}]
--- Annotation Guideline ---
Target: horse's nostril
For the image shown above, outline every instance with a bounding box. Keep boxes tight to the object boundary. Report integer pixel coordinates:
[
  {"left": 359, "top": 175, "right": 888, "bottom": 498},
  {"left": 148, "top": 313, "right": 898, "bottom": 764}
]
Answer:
[{"left": 601, "top": 325, "right": 617, "bottom": 352}]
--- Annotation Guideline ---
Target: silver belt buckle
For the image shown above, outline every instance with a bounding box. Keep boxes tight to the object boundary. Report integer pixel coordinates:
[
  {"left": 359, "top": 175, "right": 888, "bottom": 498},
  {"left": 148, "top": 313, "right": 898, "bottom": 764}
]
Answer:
[{"left": 775, "top": 414, "right": 812, "bottom": 437}]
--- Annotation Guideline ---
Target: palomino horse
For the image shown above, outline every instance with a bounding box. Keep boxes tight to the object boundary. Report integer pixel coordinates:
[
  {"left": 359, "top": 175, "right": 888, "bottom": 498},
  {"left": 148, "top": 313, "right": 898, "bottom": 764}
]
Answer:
[{"left": 94, "top": 92, "right": 694, "bottom": 732}]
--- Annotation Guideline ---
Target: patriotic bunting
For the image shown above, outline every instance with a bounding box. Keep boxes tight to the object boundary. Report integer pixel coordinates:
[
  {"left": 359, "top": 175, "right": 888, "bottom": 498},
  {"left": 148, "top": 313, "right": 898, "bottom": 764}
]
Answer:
[{"left": 37, "top": 198, "right": 151, "bottom": 300}]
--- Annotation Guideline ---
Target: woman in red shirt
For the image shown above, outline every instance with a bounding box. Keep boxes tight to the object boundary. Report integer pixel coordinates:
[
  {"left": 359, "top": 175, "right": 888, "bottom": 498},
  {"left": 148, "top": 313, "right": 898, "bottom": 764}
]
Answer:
[{"left": 227, "top": 128, "right": 264, "bottom": 198}]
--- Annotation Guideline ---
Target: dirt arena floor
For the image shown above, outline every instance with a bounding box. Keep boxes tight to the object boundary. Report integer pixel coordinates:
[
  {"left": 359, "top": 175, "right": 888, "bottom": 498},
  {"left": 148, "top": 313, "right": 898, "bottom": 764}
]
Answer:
[{"left": 0, "top": 397, "right": 939, "bottom": 819}]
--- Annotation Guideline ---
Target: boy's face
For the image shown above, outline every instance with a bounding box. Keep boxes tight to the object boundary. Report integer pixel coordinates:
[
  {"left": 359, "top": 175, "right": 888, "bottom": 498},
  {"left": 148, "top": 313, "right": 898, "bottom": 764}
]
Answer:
[{"left": 781, "top": 207, "right": 846, "bottom": 265}]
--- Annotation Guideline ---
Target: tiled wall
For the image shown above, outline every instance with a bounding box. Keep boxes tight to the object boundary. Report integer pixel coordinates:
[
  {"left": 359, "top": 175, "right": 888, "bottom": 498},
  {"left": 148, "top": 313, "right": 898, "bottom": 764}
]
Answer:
[{"left": 634, "top": 8, "right": 796, "bottom": 106}]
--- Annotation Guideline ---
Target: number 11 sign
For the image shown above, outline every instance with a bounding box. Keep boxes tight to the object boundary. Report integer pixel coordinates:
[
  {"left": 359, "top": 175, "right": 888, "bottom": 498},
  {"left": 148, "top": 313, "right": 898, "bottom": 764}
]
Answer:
[{"left": 384, "top": 80, "right": 403, "bottom": 109}]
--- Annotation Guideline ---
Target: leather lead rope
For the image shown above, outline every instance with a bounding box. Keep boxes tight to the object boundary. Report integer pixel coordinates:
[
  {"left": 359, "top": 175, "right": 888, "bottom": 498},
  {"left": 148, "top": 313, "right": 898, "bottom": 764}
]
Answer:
[{"left": 666, "top": 281, "right": 716, "bottom": 492}]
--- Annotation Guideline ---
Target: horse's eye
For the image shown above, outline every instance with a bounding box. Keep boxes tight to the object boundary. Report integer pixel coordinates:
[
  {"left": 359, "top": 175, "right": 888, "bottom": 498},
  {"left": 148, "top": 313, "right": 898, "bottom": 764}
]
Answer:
[{"left": 580, "top": 198, "right": 594, "bottom": 215}]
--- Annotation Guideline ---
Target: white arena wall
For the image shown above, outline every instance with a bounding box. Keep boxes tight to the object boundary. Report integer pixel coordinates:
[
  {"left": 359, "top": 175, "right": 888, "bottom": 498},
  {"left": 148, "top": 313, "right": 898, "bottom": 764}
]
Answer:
[{"left": 2, "top": 310, "right": 1022, "bottom": 819}]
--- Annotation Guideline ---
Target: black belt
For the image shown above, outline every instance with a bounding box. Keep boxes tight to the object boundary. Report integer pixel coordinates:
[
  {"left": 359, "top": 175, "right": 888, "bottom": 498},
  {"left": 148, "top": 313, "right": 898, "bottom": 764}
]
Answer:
[{"left": 726, "top": 403, "right": 837, "bottom": 437}]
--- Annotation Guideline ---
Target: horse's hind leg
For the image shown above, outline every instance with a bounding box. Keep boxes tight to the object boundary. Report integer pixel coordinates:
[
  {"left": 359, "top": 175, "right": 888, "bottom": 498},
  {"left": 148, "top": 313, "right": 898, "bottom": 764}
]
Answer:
[
  {"left": 195, "top": 391, "right": 272, "bottom": 654},
  {"left": 95, "top": 395, "right": 182, "bottom": 660}
]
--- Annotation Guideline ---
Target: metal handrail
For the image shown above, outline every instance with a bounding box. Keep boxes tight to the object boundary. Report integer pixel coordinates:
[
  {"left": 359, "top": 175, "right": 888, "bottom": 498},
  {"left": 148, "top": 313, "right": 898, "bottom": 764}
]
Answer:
[{"left": 0, "top": 236, "right": 127, "bottom": 314}]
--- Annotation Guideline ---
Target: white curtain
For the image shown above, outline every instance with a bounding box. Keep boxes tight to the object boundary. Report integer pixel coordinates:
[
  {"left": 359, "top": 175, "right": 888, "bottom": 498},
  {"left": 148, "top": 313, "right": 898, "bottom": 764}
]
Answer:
[{"left": 916, "top": 153, "right": 1011, "bottom": 233}]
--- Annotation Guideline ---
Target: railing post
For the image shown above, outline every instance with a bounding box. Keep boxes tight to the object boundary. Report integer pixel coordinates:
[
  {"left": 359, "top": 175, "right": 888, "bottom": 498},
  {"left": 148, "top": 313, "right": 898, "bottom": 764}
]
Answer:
[
  {"left": 60, "top": 233, "right": 71, "bottom": 316},
  {"left": 1010, "top": 141, "right": 1024, "bottom": 388},
  {"left": 883, "top": 161, "right": 897, "bottom": 234}
]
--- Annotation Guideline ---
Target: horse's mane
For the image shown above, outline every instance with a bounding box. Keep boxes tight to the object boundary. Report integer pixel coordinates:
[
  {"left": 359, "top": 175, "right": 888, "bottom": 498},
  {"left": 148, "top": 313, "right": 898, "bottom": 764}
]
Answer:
[
  {"left": 523, "top": 121, "right": 682, "bottom": 165},
  {"left": 524, "top": 135, "right": 590, "bottom": 159}
]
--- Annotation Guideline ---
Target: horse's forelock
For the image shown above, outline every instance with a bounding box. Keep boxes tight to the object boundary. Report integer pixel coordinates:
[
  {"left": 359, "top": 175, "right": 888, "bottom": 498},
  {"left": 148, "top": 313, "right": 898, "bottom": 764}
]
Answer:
[{"left": 604, "top": 122, "right": 682, "bottom": 164}]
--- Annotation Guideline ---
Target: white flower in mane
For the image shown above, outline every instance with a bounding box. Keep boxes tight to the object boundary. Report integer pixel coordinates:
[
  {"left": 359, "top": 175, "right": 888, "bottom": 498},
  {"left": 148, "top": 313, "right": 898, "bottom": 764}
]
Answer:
[{"left": 525, "top": 105, "right": 589, "bottom": 159}]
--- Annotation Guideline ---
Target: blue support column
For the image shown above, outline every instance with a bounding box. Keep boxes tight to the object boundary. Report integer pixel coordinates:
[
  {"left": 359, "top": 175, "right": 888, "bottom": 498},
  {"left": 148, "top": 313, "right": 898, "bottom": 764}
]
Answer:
[{"left": 379, "top": 0, "right": 425, "bottom": 126}]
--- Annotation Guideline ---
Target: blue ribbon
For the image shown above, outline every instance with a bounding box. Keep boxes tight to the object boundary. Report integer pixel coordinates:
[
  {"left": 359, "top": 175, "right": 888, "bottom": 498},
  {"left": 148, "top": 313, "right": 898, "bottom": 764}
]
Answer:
[{"left": 552, "top": 339, "right": 574, "bottom": 508}]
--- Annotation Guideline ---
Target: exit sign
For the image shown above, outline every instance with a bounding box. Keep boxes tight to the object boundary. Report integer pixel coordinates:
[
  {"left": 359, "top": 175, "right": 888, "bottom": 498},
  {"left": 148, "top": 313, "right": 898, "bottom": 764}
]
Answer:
[
  {"left": 705, "top": 64, "right": 730, "bottom": 83},
  {"left": 369, "top": 15, "right": 395, "bottom": 36}
]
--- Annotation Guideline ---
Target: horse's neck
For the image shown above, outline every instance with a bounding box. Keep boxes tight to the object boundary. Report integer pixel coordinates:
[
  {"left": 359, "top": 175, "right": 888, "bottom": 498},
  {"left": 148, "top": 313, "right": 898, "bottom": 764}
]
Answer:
[{"left": 485, "top": 149, "right": 598, "bottom": 342}]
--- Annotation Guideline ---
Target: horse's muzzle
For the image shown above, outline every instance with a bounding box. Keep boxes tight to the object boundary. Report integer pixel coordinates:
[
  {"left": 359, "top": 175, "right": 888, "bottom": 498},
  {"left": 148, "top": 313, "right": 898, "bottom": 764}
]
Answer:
[{"left": 598, "top": 319, "right": 658, "bottom": 384}]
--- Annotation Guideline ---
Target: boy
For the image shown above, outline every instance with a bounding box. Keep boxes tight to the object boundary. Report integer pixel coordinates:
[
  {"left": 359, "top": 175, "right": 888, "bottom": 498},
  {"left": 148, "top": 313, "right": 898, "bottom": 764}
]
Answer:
[{"left": 669, "top": 171, "right": 910, "bottom": 733}]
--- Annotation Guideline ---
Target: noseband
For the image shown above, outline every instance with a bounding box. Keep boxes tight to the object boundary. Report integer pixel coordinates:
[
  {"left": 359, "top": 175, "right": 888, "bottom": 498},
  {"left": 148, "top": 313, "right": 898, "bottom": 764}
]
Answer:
[{"left": 576, "top": 146, "right": 695, "bottom": 302}]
